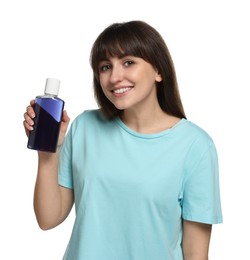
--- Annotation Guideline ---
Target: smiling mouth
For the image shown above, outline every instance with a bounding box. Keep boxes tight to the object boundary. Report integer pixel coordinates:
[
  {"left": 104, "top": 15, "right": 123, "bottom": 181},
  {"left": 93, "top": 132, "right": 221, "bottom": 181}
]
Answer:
[{"left": 112, "top": 87, "right": 133, "bottom": 94}]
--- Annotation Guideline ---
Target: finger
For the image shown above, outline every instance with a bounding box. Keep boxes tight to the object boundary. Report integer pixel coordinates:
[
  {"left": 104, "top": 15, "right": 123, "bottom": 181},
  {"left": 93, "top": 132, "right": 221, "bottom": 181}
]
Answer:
[
  {"left": 26, "top": 105, "right": 35, "bottom": 119},
  {"left": 23, "top": 114, "right": 34, "bottom": 128},
  {"left": 30, "top": 99, "right": 35, "bottom": 106},
  {"left": 62, "top": 110, "right": 70, "bottom": 123},
  {"left": 23, "top": 110, "right": 35, "bottom": 127},
  {"left": 23, "top": 120, "right": 33, "bottom": 135},
  {"left": 26, "top": 100, "right": 35, "bottom": 112}
]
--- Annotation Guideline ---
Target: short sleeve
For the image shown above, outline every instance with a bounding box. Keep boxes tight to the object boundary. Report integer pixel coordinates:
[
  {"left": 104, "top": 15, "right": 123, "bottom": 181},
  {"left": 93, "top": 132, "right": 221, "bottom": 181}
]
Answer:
[
  {"left": 182, "top": 140, "right": 223, "bottom": 224},
  {"left": 58, "top": 126, "right": 74, "bottom": 189}
]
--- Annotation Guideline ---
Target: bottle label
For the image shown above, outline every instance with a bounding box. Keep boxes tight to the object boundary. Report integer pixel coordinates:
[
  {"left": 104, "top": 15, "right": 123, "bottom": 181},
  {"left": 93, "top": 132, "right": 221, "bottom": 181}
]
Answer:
[{"left": 36, "top": 97, "right": 64, "bottom": 122}]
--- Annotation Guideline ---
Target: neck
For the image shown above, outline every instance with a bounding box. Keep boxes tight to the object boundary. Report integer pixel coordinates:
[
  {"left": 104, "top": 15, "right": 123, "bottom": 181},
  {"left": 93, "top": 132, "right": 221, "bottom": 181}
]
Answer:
[{"left": 121, "top": 103, "right": 171, "bottom": 134}]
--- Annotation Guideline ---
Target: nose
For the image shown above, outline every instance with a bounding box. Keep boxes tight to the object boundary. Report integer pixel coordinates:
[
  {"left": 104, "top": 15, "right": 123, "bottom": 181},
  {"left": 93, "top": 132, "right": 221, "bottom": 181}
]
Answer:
[{"left": 110, "top": 64, "right": 124, "bottom": 84}]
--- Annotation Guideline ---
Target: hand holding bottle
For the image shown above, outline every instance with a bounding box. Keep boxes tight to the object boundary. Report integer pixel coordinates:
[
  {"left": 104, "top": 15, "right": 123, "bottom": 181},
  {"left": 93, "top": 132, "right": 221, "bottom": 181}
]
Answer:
[
  {"left": 24, "top": 101, "right": 70, "bottom": 149},
  {"left": 24, "top": 100, "right": 70, "bottom": 147},
  {"left": 23, "top": 78, "right": 70, "bottom": 152}
]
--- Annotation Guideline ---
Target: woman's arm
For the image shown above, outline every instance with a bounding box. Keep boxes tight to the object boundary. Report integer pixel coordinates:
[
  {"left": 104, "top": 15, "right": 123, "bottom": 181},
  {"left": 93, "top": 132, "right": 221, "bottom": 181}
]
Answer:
[
  {"left": 34, "top": 150, "right": 74, "bottom": 230},
  {"left": 182, "top": 220, "right": 212, "bottom": 260},
  {"left": 24, "top": 101, "right": 73, "bottom": 230}
]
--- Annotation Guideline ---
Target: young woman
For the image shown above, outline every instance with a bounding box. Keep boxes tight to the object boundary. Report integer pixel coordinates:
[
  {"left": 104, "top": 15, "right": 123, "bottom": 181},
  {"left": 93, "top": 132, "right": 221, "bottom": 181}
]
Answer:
[{"left": 23, "top": 20, "right": 222, "bottom": 260}]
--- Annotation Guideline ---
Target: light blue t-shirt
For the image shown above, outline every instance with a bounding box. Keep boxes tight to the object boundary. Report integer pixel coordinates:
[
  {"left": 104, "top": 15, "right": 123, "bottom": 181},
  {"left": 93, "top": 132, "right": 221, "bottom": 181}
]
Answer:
[{"left": 59, "top": 109, "right": 222, "bottom": 260}]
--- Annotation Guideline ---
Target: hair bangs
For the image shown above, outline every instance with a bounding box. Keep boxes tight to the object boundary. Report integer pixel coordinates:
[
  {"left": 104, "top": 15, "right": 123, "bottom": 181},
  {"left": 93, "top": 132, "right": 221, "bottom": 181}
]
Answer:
[{"left": 91, "top": 24, "right": 148, "bottom": 74}]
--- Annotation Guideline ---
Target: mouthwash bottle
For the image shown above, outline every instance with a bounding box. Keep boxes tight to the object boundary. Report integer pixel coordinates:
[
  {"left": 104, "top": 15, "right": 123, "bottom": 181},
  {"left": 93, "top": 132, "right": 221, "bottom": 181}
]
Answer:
[{"left": 27, "top": 78, "right": 65, "bottom": 153}]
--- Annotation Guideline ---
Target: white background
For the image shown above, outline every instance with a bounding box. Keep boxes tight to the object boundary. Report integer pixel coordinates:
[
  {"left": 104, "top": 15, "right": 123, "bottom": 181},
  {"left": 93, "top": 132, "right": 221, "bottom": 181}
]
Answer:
[{"left": 1, "top": 0, "right": 249, "bottom": 259}]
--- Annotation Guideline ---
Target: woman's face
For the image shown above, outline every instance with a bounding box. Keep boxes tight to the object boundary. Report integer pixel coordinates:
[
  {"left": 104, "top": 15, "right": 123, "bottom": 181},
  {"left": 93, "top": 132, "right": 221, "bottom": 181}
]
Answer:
[{"left": 98, "top": 55, "right": 162, "bottom": 112}]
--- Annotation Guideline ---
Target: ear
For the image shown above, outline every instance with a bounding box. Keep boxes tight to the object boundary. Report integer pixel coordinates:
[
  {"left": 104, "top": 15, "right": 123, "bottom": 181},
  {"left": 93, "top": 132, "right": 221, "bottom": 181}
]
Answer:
[{"left": 155, "top": 71, "right": 162, "bottom": 82}]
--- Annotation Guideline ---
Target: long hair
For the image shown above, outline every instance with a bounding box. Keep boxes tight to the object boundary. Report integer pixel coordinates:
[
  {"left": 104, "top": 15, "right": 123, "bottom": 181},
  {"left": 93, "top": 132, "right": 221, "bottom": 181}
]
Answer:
[{"left": 90, "top": 20, "right": 186, "bottom": 119}]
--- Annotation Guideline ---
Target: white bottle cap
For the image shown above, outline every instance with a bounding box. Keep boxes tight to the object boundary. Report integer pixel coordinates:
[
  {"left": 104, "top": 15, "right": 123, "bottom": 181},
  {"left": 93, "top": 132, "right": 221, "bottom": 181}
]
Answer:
[{"left": 44, "top": 78, "right": 60, "bottom": 96}]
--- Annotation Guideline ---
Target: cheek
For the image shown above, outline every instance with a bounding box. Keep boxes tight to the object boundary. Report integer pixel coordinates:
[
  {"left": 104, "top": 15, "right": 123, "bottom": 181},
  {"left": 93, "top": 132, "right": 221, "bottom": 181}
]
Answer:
[
  {"left": 99, "top": 74, "right": 109, "bottom": 88},
  {"left": 99, "top": 82, "right": 111, "bottom": 99}
]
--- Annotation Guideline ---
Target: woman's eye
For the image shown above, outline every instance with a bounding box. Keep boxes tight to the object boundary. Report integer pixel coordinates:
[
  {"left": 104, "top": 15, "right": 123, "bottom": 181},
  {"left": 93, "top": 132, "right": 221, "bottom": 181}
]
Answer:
[
  {"left": 99, "top": 64, "right": 111, "bottom": 72},
  {"left": 124, "top": 60, "right": 134, "bottom": 66}
]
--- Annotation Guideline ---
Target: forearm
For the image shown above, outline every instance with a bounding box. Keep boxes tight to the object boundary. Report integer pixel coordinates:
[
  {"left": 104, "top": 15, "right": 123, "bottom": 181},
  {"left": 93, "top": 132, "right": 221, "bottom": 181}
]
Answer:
[
  {"left": 34, "top": 150, "right": 65, "bottom": 230},
  {"left": 183, "top": 244, "right": 209, "bottom": 260},
  {"left": 182, "top": 221, "right": 212, "bottom": 260}
]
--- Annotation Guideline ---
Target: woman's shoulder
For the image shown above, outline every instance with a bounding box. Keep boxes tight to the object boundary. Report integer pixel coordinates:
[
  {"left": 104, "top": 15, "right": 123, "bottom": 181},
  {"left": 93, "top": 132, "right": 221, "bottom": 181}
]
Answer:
[
  {"left": 70, "top": 109, "right": 114, "bottom": 131},
  {"left": 73, "top": 109, "right": 106, "bottom": 123},
  {"left": 178, "top": 119, "right": 215, "bottom": 148}
]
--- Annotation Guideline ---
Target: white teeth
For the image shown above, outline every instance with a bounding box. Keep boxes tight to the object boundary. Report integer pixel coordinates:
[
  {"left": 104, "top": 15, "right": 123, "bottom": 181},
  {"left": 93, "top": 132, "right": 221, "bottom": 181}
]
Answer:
[{"left": 113, "top": 87, "right": 131, "bottom": 94}]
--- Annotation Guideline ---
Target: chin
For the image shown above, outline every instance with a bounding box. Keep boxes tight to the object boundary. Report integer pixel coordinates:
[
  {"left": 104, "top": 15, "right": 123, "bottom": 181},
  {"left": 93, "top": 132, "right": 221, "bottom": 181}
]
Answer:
[{"left": 113, "top": 102, "right": 130, "bottom": 111}]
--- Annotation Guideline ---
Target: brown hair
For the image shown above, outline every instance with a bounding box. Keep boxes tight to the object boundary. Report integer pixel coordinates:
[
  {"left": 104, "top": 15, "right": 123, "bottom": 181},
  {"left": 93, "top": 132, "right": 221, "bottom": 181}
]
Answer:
[{"left": 90, "top": 20, "right": 186, "bottom": 119}]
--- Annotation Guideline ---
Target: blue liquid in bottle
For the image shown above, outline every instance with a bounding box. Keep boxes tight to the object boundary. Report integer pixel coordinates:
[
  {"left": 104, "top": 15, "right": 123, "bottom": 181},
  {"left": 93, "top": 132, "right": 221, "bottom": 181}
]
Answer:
[{"left": 27, "top": 78, "right": 64, "bottom": 153}]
